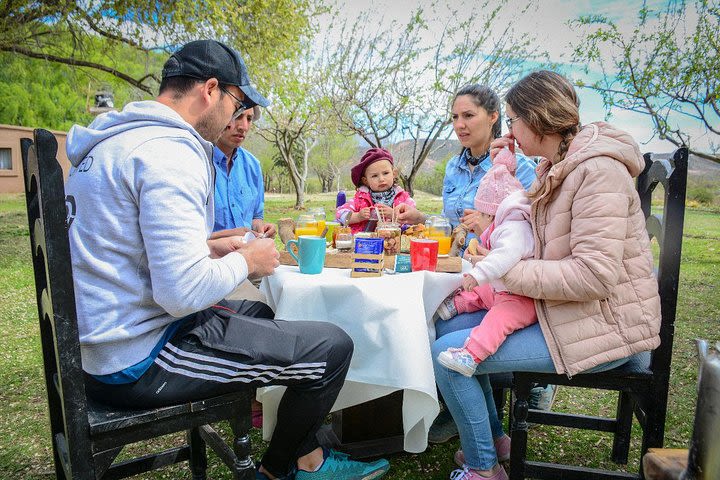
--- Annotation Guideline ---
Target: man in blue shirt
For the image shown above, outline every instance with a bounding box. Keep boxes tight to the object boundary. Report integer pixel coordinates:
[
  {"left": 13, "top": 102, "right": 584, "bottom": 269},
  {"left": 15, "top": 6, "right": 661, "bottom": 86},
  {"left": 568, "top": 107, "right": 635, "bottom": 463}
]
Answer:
[{"left": 212, "top": 107, "right": 276, "bottom": 239}]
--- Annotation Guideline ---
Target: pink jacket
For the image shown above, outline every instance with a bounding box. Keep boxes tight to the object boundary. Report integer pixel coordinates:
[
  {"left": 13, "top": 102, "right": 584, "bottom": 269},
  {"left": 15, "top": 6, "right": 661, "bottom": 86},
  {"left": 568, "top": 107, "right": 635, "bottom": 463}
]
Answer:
[
  {"left": 503, "top": 122, "right": 661, "bottom": 376},
  {"left": 335, "top": 185, "right": 415, "bottom": 234}
]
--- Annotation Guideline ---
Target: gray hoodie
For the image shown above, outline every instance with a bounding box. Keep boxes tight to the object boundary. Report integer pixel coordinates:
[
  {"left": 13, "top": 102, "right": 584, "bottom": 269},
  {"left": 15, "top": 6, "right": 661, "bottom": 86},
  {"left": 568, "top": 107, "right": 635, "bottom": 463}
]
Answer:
[{"left": 66, "top": 100, "right": 248, "bottom": 375}]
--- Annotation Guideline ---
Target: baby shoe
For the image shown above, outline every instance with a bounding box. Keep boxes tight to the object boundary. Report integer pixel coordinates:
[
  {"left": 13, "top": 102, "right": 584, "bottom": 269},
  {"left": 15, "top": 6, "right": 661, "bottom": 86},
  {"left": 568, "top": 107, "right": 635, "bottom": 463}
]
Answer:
[
  {"left": 436, "top": 295, "right": 459, "bottom": 321},
  {"left": 438, "top": 347, "right": 478, "bottom": 377}
]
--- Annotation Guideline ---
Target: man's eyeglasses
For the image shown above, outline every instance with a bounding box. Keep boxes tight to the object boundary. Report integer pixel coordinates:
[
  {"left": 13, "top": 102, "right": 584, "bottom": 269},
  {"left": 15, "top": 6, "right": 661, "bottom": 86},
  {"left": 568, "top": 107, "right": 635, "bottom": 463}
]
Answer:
[
  {"left": 505, "top": 116, "right": 520, "bottom": 130},
  {"left": 220, "top": 86, "right": 246, "bottom": 120}
]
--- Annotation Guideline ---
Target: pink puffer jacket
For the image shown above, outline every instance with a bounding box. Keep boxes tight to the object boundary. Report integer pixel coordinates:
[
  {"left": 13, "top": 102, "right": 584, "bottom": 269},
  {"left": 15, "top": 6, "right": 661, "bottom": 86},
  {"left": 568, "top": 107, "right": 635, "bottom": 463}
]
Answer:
[{"left": 503, "top": 122, "right": 661, "bottom": 376}]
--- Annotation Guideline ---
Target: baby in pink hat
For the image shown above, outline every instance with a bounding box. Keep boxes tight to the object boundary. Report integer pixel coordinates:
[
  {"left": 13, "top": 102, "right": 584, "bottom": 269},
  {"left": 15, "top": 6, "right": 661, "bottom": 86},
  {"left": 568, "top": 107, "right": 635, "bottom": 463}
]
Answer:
[
  {"left": 336, "top": 147, "right": 416, "bottom": 234},
  {"left": 435, "top": 148, "right": 537, "bottom": 377}
]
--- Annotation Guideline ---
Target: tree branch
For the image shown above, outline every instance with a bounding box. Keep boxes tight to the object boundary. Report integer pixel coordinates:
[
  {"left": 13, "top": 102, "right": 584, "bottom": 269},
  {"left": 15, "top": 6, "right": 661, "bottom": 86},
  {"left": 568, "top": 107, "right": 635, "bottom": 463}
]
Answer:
[
  {"left": 1, "top": 45, "right": 155, "bottom": 94},
  {"left": 78, "top": 11, "right": 143, "bottom": 49}
]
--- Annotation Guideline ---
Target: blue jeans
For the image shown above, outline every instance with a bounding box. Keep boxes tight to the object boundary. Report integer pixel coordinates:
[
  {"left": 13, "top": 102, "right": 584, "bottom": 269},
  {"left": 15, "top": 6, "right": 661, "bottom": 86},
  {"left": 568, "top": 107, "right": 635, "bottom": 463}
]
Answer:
[{"left": 432, "top": 312, "right": 629, "bottom": 470}]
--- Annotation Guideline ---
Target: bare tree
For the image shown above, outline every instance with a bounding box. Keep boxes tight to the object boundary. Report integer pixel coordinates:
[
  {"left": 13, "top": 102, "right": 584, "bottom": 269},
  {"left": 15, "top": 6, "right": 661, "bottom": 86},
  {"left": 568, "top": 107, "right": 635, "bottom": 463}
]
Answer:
[
  {"left": 321, "top": 10, "right": 426, "bottom": 149},
  {"left": 396, "top": 1, "right": 545, "bottom": 194},
  {"left": 572, "top": 0, "right": 719, "bottom": 163},
  {"left": 321, "top": 2, "right": 548, "bottom": 195},
  {"left": 256, "top": 49, "right": 325, "bottom": 209}
]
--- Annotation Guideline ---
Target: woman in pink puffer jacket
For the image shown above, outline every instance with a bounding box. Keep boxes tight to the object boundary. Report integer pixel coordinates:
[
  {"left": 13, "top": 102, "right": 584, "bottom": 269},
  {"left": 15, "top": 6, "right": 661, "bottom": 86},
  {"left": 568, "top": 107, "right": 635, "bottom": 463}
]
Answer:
[{"left": 432, "top": 70, "right": 661, "bottom": 480}]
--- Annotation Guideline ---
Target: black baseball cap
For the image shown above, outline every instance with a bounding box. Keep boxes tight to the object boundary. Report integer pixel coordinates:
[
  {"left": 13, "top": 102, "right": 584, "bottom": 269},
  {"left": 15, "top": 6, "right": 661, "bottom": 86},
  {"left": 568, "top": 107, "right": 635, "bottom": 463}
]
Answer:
[{"left": 162, "top": 40, "right": 270, "bottom": 109}]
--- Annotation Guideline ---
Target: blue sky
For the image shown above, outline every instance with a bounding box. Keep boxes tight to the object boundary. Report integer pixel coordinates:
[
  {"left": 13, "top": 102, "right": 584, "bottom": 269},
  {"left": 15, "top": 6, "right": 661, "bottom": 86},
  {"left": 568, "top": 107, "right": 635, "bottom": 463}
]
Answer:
[{"left": 327, "top": 0, "right": 713, "bottom": 155}]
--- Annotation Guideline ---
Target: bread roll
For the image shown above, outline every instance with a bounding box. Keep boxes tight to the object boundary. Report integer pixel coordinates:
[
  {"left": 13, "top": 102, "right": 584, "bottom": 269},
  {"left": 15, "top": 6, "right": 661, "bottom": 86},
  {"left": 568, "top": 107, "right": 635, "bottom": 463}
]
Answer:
[{"left": 467, "top": 238, "right": 480, "bottom": 255}]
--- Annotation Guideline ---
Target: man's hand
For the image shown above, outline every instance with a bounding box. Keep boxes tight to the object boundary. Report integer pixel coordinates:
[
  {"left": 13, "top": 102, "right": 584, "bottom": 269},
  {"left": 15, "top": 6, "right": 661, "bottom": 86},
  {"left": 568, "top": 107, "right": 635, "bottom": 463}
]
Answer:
[
  {"left": 462, "top": 274, "right": 479, "bottom": 292},
  {"left": 208, "top": 236, "right": 246, "bottom": 258},
  {"left": 252, "top": 219, "right": 277, "bottom": 238},
  {"left": 239, "top": 238, "right": 280, "bottom": 279},
  {"left": 395, "top": 204, "right": 425, "bottom": 225}
]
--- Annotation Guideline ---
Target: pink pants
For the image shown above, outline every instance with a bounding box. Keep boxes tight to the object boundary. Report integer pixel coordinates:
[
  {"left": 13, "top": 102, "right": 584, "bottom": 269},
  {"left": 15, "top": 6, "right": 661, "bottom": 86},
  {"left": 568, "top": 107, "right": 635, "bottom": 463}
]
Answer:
[{"left": 454, "top": 284, "right": 537, "bottom": 362}]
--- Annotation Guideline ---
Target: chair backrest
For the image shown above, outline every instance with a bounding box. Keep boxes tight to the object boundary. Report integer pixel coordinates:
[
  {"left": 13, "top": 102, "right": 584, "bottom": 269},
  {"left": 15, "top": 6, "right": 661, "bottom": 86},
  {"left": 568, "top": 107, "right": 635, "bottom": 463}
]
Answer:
[
  {"left": 636, "top": 147, "right": 688, "bottom": 379},
  {"left": 21, "top": 129, "right": 94, "bottom": 478}
]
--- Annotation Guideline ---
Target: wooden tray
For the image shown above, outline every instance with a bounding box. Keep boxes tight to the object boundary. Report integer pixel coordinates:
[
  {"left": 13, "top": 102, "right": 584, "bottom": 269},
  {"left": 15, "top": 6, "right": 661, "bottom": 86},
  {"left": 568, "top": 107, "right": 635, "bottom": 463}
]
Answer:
[{"left": 279, "top": 250, "right": 462, "bottom": 273}]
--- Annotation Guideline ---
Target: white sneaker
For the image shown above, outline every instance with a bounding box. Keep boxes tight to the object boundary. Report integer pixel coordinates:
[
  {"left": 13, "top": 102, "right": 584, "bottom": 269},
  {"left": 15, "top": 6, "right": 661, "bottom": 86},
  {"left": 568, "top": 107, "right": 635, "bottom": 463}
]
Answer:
[{"left": 437, "top": 347, "right": 478, "bottom": 377}]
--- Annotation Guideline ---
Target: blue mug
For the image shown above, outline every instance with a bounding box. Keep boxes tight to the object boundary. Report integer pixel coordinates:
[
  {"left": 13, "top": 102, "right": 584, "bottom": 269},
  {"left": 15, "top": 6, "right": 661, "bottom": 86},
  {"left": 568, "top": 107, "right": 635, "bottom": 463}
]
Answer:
[{"left": 286, "top": 235, "right": 326, "bottom": 274}]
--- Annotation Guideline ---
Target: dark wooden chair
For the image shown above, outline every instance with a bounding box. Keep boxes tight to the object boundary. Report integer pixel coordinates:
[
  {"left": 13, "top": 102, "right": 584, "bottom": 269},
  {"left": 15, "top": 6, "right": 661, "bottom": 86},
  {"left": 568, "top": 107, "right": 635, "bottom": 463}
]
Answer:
[
  {"left": 21, "top": 128, "right": 255, "bottom": 480},
  {"left": 509, "top": 147, "right": 688, "bottom": 480}
]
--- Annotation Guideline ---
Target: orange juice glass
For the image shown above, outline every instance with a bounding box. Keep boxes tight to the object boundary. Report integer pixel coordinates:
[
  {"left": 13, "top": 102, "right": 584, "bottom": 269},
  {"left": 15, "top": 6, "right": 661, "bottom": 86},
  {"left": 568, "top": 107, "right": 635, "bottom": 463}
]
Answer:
[
  {"left": 426, "top": 216, "right": 452, "bottom": 255},
  {"left": 295, "top": 214, "right": 318, "bottom": 239},
  {"left": 431, "top": 235, "right": 451, "bottom": 255},
  {"left": 308, "top": 207, "right": 327, "bottom": 236},
  {"left": 295, "top": 226, "right": 318, "bottom": 238}
]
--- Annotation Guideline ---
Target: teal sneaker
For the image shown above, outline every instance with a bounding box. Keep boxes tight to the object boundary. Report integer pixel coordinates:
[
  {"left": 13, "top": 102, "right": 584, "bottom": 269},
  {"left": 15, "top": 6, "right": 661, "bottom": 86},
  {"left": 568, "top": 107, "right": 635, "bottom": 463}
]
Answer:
[
  {"left": 528, "top": 384, "right": 558, "bottom": 411},
  {"left": 294, "top": 448, "right": 389, "bottom": 480}
]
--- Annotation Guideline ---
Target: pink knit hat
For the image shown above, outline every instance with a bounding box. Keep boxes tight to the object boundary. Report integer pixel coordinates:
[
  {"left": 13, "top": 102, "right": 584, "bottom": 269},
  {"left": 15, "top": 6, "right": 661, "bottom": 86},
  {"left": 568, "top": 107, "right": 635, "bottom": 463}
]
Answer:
[{"left": 474, "top": 148, "right": 523, "bottom": 215}]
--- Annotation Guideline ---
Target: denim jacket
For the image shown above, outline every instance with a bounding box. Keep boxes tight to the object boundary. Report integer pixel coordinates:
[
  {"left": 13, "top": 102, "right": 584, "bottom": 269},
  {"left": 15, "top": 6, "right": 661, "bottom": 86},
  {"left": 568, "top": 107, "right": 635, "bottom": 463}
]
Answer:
[{"left": 442, "top": 149, "right": 537, "bottom": 227}]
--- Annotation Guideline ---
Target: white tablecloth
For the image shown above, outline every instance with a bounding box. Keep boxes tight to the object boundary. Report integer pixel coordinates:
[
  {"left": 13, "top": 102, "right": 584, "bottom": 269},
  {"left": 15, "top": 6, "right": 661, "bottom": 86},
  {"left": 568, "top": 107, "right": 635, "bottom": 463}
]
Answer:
[{"left": 258, "top": 262, "right": 470, "bottom": 453}]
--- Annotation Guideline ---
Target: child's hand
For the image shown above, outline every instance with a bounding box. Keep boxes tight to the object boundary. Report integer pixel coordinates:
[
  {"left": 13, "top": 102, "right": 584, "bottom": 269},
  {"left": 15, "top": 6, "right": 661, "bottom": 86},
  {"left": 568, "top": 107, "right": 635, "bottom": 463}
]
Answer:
[
  {"left": 463, "top": 251, "right": 489, "bottom": 266},
  {"left": 462, "top": 274, "right": 479, "bottom": 292},
  {"left": 357, "top": 207, "right": 372, "bottom": 221}
]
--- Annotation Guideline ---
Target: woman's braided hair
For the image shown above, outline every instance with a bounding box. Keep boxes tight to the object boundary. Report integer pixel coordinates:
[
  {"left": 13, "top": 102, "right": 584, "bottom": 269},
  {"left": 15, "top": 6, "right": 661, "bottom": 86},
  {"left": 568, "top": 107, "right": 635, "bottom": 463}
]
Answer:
[{"left": 505, "top": 70, "right": 580, "bottom": 162}]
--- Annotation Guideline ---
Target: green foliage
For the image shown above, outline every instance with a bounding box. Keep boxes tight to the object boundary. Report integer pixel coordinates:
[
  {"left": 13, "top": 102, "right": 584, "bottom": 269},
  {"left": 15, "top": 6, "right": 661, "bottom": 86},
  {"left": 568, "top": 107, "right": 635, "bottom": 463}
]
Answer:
[
  {"left": 309, "top": 132, "right": 357, "bottom": 192},
  {"left": 687, "top": 184, "right": 717, "bottom": 206},
  {"left": 1, "top": 0, "right": 315, "bottom": 95},
  {"left": 0, "top": 42, "right": 161, "bottom": 130}
]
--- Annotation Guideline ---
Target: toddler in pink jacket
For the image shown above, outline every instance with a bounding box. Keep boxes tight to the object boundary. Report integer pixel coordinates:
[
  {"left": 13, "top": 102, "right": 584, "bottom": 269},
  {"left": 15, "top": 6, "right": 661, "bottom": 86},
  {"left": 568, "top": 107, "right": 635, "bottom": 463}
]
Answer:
[
  {"left": 435, "top": 148, "right": 537, "bottom": 377},
  {"left": 336, "top": 147, "right": 415, "bottom": 234}
]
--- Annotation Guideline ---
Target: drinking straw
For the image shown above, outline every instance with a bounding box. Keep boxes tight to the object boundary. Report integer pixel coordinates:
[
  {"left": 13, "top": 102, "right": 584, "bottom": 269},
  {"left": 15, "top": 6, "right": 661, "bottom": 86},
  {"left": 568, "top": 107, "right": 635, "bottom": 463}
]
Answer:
[{"left": 375, "top": 205, "right": 385, "bottom": 224}]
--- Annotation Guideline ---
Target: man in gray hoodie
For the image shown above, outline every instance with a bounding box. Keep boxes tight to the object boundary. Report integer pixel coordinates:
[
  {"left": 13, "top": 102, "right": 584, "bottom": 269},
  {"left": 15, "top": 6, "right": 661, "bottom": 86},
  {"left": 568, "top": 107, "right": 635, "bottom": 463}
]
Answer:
[{"left": 65, "top": 40, "right": 389, "bottom": 480}]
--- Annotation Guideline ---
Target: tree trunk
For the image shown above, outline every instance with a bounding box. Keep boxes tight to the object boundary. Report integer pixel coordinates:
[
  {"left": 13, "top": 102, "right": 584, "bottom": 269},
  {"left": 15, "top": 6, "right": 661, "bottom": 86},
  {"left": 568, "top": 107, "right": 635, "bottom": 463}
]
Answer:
[{"left": 294, "top": 187, "right": 305, "bottom": 209}]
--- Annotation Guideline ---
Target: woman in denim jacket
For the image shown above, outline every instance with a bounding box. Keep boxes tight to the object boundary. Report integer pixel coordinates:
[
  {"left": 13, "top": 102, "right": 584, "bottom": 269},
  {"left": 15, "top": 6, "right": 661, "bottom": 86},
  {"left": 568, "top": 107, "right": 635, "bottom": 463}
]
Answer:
[
  {"left": 397, "top": 84, "right": 536, "bottom": 232},
  {"left": 396, "top": 84, "right": 540, "bottom": 446}
]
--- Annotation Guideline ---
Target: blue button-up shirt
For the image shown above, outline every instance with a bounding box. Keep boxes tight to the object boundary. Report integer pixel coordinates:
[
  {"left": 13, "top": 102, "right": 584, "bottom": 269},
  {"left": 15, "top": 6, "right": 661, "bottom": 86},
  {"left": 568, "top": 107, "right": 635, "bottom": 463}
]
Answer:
[
  {"left": 212, "top": 146, "right": 265, "bottom": 231},
  {"left": 442, "top": 149, "right": 537, "bottom": 227}
]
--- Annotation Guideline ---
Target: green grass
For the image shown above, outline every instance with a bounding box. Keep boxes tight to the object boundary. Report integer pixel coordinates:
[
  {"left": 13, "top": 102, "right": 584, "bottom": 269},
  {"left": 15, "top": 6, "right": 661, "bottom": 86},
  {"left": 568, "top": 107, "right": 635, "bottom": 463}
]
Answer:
[{"left": 0, "top": 192, "right": 718, "bottom": 479}]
